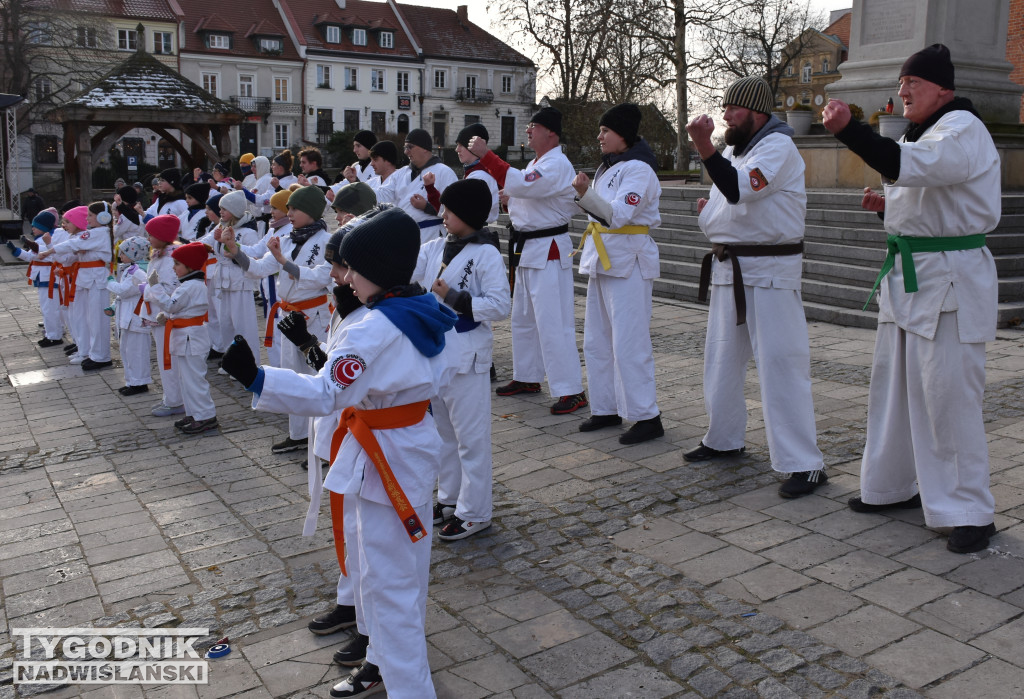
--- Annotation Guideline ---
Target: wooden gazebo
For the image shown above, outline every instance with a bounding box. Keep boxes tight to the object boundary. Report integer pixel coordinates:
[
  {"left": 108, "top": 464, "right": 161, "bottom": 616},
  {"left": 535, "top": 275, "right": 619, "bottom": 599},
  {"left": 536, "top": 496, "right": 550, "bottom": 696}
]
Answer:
[{"left": 49, "top": 34, "right": 243, "bottom": 201}]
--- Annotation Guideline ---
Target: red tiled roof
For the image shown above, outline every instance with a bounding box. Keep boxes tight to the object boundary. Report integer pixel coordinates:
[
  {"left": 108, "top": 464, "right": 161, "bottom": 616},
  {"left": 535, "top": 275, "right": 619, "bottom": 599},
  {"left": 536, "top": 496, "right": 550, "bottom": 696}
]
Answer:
[
  {"left": 291, "top": 0, "right": 417, "bottom": 58},
  {"left": 176, "top": 0, "right": 301, "bottom": 60},
  {"left": 53, "top": 0, "right": 180, "bottom": 22},
  {"left": 394, "top": 2, "right": 533, "bottom": 66},
  {"left": 824, "top": 11, "right": 851, "bottom": 48}
]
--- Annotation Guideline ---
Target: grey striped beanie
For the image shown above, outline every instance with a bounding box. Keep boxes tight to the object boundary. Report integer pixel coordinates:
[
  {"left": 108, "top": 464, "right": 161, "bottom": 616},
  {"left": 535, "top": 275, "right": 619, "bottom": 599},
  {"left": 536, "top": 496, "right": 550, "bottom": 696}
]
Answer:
[{"left": 722, "top": 76, "right": 774, "bottom": 115}]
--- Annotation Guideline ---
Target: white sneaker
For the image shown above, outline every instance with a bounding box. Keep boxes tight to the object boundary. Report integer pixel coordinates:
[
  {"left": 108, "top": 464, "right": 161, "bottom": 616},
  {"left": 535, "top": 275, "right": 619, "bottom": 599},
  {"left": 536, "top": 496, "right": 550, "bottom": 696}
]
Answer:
[
  {"left": 437, "top": 517, "right": 492, "bottom": 541},
  {"left": 151, "top": 402, "right": 186, "bottom": 417},
  {"left": 69, "top": 354, "right": 86, "bottom": 365}
]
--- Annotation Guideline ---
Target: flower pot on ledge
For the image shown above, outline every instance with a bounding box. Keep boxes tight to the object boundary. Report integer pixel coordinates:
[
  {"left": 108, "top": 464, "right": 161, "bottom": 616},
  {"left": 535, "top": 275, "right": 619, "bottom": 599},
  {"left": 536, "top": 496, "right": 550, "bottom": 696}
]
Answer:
[
  {"left": 786, "top": 110, "right": 813, "bottom": 136},
  {"left": 878, "top": 114, "right": 910, "bottom": 140}
]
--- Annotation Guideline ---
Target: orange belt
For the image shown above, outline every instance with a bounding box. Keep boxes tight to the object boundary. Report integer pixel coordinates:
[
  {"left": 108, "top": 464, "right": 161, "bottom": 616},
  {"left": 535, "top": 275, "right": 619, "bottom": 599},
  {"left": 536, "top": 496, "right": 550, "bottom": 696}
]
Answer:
[
  {"left": 162, "top": 313, "right": 208, "bottom": 369},
  {"left": 328, "top": 400, "right": 431, "bottom": 576},
  {"left": 264, "top": 294, "right": 328, "bottom": 347},
  {"left": 27, "top": 260, "right": 52, "bottom": 285},
  {"left": 47, "top": 263, "right": 64, "bottom": 300},
  {"left": 58, "top": 260, "right": 106, "bottom": 306},
  {"left": 133, "top": 295, "right": 152, "bottom": 318},
  {"left": 202, "top": 258, "right": 217, "bottom": 274}
]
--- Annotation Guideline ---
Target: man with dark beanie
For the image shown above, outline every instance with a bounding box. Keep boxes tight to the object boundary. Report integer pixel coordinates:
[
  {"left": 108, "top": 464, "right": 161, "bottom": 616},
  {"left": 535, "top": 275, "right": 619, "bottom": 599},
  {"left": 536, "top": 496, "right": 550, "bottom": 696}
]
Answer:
[
  {"left": 342, "top": 130, "right": 378, "bottom": 185},
  {"left": 219, "top": 206, "right": 457, "bottom": 696},
  {"left": 823, "top": 44, "right": 999, "bottom": 553},
  {"left": 571, "top": 103, "right": 664, "bottom": 445},
  {"left": 684, "top": 76, "right": 825, "bottom": 497},
  {"left": 368, "top": 141, "right": 399, "bottom": 191},
  {"left": 467, "top": 106, "right": 587, "bottom": 416},
  {"left": 376, "top": 128, "right": 458, "bottom": 244},
  {"left": 413, "top": 178, "right": 510, "bottom": 541}
]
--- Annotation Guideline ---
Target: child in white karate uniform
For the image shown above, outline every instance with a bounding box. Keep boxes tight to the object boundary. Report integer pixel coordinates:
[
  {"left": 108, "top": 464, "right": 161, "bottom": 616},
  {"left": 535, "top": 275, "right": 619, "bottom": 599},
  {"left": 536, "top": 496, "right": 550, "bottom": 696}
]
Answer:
[
  {"left": 6, "top": 211, "right": 64, "bottom": 347},
  {"left": 144, "top": 214, "right": 184, "bottom": 417},
  {"left": 106, "top": 236, "right": 152, "bottom": 395}
]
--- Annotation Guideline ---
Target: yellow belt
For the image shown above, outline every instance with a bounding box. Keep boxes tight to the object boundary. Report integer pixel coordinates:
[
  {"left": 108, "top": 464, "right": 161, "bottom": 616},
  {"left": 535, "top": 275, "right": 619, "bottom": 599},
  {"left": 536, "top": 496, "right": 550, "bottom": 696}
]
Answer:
[{"left": 574, "top": 223, "right": 649, "bottom": 271}]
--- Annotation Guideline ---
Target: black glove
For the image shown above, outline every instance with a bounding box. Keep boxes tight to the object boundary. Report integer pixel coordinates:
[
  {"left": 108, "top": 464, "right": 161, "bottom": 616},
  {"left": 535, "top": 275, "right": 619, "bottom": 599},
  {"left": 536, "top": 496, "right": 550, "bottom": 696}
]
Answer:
[
  {"left": 277, "top": 311, "right": 313, "bottom": 348},
  {"left": 305, "top": 345, "right": 328, "bottom": 371},
  {"left": 220, "top": 335, "right": 259, "bottom": 388}
]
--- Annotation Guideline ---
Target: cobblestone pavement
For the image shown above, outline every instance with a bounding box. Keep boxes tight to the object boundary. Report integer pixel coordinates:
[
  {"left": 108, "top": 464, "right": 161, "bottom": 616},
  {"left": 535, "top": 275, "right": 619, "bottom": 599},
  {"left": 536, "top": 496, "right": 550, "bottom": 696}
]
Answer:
[{"left": 0, "top": 263, "right": 1023, "bottom": 698}]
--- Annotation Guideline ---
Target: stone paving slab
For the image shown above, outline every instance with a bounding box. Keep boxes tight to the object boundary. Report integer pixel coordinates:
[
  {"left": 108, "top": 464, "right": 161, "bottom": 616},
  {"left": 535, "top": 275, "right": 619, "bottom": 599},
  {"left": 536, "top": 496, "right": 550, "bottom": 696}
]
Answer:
[{"left": 0, "top": 264, "right": 1022, "bottom": 698}]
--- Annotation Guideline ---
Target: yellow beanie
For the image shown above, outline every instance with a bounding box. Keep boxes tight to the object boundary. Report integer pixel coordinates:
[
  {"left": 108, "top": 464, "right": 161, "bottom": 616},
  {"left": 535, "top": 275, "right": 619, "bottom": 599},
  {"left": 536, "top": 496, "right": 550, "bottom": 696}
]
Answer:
[{"left": 269, "top": 189, "right": 291, "bottom": 214}]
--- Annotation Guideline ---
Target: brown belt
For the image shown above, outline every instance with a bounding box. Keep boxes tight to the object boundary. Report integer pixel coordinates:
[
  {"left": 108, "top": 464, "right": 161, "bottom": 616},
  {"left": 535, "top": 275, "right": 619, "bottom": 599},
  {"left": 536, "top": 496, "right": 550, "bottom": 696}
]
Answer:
[{"left": 698, "top": 242, "right": 804, "bottom": 325}]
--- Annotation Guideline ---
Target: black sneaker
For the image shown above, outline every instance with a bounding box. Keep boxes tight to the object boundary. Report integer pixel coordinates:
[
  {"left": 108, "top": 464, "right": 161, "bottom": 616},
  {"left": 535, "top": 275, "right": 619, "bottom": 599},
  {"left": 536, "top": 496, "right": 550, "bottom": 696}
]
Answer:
[
  {"left": 551, "top": 392, "right": 588, "bottom": 415},
  {"left": 81, "top": 358, "right": 113, "bottom": 371},
  {"left": 180, "top": 417, "right": 219, "bottom": 434},
  {"left": 496, "top": 380, "right": 541, "bottom": 396},
  {"left": 173, "top": 416, "right": 194, "bottom": 430},
  {"left": 619, "top": 415, "right": 664, "bottom": 445},
  {"left": 37, "top": 337, "right": 63, "bottom": 347},
  {"left": 849, "top": 493, "right": 922, "bottom": 513},
  {"left": 308, "top": 605, "right": 357, "bottom": 635},
  {"left": 119, "top": 384, "right": 149, "bottom": 396},
  {"left": 63, "top": 343, "right": 78, "bottom": 355},
  {"left": 579, "top": 414, "right": 622, "bottom": 432},
  {"left": 272, "top": 436, "right": 308, "bottom": 454},
  {"left": 683, "top": 442, "right": 746, "bottom": 462},
  {"left": 432, "top": 502, "right": 455, "bottom": 525},
  {"left": 333, "top": 633, "right": 369, "bottom": 666},
  {"left": 947, "top": 523, "right": 996, "bottom": 554},
  {"left": 329, "top": 661, "right": 384, "bottom": 697},
  {"left": 778, "top": 469, "right": 828, "bottom": 499}
]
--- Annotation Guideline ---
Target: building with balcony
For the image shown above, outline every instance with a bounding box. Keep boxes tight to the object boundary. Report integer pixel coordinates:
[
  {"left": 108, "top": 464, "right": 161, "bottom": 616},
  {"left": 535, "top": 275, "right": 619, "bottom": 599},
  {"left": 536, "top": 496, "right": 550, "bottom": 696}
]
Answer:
[{"left": 774, "top": 9, "right": 851, "bottom": 119}]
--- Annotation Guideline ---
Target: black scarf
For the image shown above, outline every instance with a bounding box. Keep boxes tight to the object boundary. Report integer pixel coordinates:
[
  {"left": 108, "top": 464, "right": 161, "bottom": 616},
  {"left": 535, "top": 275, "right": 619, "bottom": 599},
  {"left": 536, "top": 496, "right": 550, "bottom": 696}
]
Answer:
[
  {"left": 116, "top": 202, "right": 140, "bottom": 225},
  {"left": 903, "top": 97, "right": 981, "bottom": 143},
  {"left": 179, "top": 269, "right": 205, "bottom": 283},
  {"left": 367, "top": 283, "right": 426, "bottom": 308},
  {"left": 157, "top": 190, "right": 186, "bottom": 211},
  {"left": 442, "top": 228, "right": 501, "bottom": 266},
  {"left": 358, "top": 158, "right": 371, "bottom": 172},
  {"left": 289, "top": 220, "right": 326, "bottom": 260},
  {"left": 410, "top": 156, "right": 441, "bottom": 181}
]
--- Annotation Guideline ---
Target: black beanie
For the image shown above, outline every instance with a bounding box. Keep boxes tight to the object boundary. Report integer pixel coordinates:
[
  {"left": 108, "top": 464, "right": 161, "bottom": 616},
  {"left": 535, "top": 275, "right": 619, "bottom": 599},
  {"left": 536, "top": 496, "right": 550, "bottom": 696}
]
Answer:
[
  {"left": 273, "top": 149, "right": 293, "bottom": 170},
  {"left": 440, "top": 178, "right": 491, "bottom": 231},
  {"left": 213, "top": 162, "right": 230, "bottom": 176},
  {"left": 186, "top": 181, "right": 210, "bottom": 203},
  {"left": 369, "top": 140, "right": 399, "bottom": 166},
  {"left": 206, "top": 193, "right": 222, "bottom": 218},
  {"left": 530, "top": 107, "right": 562, "bottom": 136},
  {"left": 159, "top": 168, "right": 182, "bottom": 191},
  {"left": 899, "top": 43, "right": 955, "bottom": 90},
  {"left": 116, "top": 185, "right": 138, "bottom": 207},
  {"left": 405, "top": 128, "right": 433, "bottom": 152},
  {"left": 599, "top": 103, "right": 642, "bottom": 147},
  {"left": 456, "top": 122, "right": 489, "bottom": 148},
  {"left": 339, "top": 207, "right": 421, "bottom": 290},
  {"left": 354, "top": 130, "right": 377, "bottom": 149}
]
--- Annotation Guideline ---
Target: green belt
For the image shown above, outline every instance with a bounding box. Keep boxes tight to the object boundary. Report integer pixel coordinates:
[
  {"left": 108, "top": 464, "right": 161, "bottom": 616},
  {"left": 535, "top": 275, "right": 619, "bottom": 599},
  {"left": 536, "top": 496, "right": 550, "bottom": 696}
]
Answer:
[{"left": 863, "top": 233, "right": 987, "bottom": 310}]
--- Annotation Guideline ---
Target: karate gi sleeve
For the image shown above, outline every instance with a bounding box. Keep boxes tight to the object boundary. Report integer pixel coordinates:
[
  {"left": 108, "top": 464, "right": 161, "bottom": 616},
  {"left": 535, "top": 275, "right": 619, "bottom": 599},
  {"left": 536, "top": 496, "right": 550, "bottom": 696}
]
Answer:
[
  {"left": 296, "top": 259, "right": 333, "bottom": 285},
  {"left": 107, "top": 274, "right": 140, "bottom": 299},
  {"left": 467, "top": 247, "right": 511, "bottom": 322},
  {"left": 243, "top": 252, "right": 283, "bottom": 280},
  {"left": 589, "top": 164, "right": 657, "bottom": 230},
  {"left": 501, "top": 156, "right": 572, "bottom": 199},
  {"left": 891, "top": 115, "right": 980, "bottom": 188},
  {"left": 732, "top": 137, "right": 794, "bottom": 205}
]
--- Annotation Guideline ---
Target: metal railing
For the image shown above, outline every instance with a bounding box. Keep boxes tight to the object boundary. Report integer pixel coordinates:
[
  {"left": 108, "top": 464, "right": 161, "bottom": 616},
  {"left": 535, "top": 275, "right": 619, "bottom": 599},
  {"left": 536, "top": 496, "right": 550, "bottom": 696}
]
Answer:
[{"left": 454, "top": 87, "right": 494, "bottom": 103}]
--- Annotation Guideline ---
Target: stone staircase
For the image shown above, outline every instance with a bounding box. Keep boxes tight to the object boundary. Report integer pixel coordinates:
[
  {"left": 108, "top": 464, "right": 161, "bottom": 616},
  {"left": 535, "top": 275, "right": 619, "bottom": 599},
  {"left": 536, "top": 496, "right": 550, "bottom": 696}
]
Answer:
[{"left": 557, "top": 186, "right": 1024, "bottom": 329}]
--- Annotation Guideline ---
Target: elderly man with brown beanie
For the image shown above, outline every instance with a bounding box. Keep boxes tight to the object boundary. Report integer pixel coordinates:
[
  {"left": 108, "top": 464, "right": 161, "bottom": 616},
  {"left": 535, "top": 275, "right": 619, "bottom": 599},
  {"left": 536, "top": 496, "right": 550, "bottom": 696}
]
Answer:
[
  {"left": 376, "top": 128, "right": 458, "bottom": 244},
  {"left": 684, "top": 76, "right": 825, "bottom": 498},
  {"left": 823, "top": 45, "right": 999, "bottom": 553}
]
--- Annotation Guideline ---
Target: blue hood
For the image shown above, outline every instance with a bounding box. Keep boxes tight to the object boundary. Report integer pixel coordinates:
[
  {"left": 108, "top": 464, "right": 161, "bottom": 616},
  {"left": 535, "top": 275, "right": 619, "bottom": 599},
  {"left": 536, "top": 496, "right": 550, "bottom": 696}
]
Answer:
[{"left": 374, "top": 293, "right": 457, "bottom": 357}]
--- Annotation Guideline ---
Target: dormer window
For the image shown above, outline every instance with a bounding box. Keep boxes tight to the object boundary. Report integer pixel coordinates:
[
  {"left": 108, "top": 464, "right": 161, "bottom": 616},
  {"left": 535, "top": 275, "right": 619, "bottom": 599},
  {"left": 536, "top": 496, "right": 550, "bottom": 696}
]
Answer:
[
  {"left": 260, "top": 38, "right": 282, "bottom": 53},
  {"left": 352, "top": 28, "right": 366, "bottom": 46},
  {"left": 208, "top": 34, "right": 229, "bottom": 49},
  {"left": 325, "top": 26, "right": 340, "bottom": 44},
  {"left": 379, "top": 31, "right": 393, "bottom": 49}
]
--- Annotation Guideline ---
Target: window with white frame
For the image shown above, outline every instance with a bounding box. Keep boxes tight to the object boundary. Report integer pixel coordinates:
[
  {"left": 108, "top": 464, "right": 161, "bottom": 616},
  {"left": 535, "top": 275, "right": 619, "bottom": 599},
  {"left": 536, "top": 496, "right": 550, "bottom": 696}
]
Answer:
[
  {"left": 274, "top": 77, "right": 289, "bottom": 101},
  {"left": 822, "top": 57, "right": 830, "bottom": 73},
  {"left": 325, "top": 26, "right": 340, "bottom": 44},
  {"left": 117, "top": 28, "right": 137, "bottom": 51},
  {"left": 274, "top": 123, "right": 289, "bottom": 149},
  {"left": 26, "top": 22, "right": 51, "bottom": 45},
  {"left": 345, "top": 67, "right": 358, "bottom": 90},
  {"left": 352, "top": 28, "right": 366, "bottom": 46},
  {"left": 379, "top": 31, "right": 393, "bottom": 49},
  {"left": 396, "top": 71, "right": 409, "bottom": 92},
  {"left": 317, "top": 65, "right": 332, "bottom": 88},
  {"left": 239, "top": 74, "right": 254, "bottom": 97},
  {"left": 501, "top": 74, "right": 513, "bottom": 94},
  {"left": 371, "top": 69, "right": 385, "bottom": 92},
  {"left": 201, "top": 73, "right": 219, "bottom": 97},
  {"left": 33, "top": 77, "right": 51, "bottom": 101},
  {"left": 785, "top": 64, "right": 794, "bottom": 76},
  {"left": 76, "top": 27, "right": 97, "bottom": 48},
  {"left": 434, "top": 69, "right": 447, "bottom": 89},
  {"left": 801, "top": 62, "right": 811, "bottom": 83},
  {"left": 208, "top": 34, "right": 229, "bottom": 49},
  {"left": 153, "top": 31, "right": 172, "bottom": 54},
  {"left": 260, "top": 38, "right": 282, "bottom": 53}
]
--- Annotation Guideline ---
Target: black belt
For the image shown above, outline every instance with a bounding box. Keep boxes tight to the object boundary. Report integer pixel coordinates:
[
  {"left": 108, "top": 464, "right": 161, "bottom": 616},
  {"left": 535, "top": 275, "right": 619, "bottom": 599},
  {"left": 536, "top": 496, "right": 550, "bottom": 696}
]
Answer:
[
  {"left": 505, "top": 223, "right": 569, "bottom": 296},
  {"left": 698, "top": 242, "right": 804, "bottom": 325}
]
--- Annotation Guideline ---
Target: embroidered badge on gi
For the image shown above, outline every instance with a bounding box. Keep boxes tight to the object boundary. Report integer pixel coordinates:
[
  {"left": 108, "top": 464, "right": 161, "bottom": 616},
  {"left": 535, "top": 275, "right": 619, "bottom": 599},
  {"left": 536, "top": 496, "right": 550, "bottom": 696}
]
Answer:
[
  {"left": 625, "top": 192, "right": 641, "bottom": 206},
  {"left": 749, "top": 168, "right": 769, "bottom": 192},
  {"left": 524, "top": 170, "right": 542, "bottom": 182},
  {"left": 330, "top": 354, "right": 366, "bottom": 388},
  {"left": 80, "top": 231, "right": 91, "bottom": 240}
]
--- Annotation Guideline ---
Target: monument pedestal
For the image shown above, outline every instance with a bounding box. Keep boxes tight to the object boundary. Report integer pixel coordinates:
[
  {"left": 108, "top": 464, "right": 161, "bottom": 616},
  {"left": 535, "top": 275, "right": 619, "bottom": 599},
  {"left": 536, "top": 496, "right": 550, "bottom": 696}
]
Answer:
[{"left": 827, "top": 0, "right": 1023, "bottom": 123}]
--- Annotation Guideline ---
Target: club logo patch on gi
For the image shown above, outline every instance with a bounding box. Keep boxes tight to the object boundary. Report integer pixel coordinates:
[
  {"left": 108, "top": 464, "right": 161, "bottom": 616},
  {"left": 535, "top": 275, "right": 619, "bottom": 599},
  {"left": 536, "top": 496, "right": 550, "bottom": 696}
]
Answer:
[
  {"left": 749, "top": 168, "right": 769, "bottom": 192},
  {"left": 625, "top": 192, "right": 642, "bottom": 206},
  {"left": 524, "top": 170, "right": 542, "bottom": 182},
  {"left": 330, "top": 354, "right": 366, "bottom": 388},
  {"left": 80, "top": 231, "right": 91, "bottom": 240}
]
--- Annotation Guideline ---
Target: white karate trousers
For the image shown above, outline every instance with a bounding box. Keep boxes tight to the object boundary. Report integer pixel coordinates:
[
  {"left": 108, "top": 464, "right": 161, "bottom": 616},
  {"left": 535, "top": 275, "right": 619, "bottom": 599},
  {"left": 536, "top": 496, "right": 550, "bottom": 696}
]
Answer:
[
  {"left": 174, "top": 353, "right": 215, "bottom": 421},
  {"left": 77, "top": 287, "right": 112, "bottom": 362},
  {"left": 353, "top": 498, "right": 435, "bottom": 698},
  {"left": 859, "top": 313, "right": 994, "bottom": 527},
  {"left": 583, "top": 268, "right": 659, "bottom": 421},
  {"left": 510, "top": 261, "right": 583, "bottom": 397},
  {"left": 435, "top": 370, "right": 493, "bottom": 522},
  {"left": 120, "top": 329, "right": 152, "bottom": 387},
  {"left": 702, "top": 284, "right": 823, "bottom": 473},
  {"left": 152, "top": 326, "right": 182, "bottom": 407},
  {"left": 206, "top": 278, "right": 224, "bottom": 352},
  {"left": 214, "top": 289, "right": 260, "bottom": 357},
  {"left": 38, "top": 286, "right": 63, "bottom": 340}
]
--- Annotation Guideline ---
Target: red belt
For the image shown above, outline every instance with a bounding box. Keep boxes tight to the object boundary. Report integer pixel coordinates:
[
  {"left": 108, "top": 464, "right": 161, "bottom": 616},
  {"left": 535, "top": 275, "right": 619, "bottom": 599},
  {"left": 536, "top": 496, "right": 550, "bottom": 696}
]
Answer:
[
  {"left": 328, "top": 400, "right": 431, "bottom": 576},
  {"left": 264, "top": 294, "right": 328, "bottom": 347},
  {"left": 162, "top": 314, "right": 208, "bottom": 369}
]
